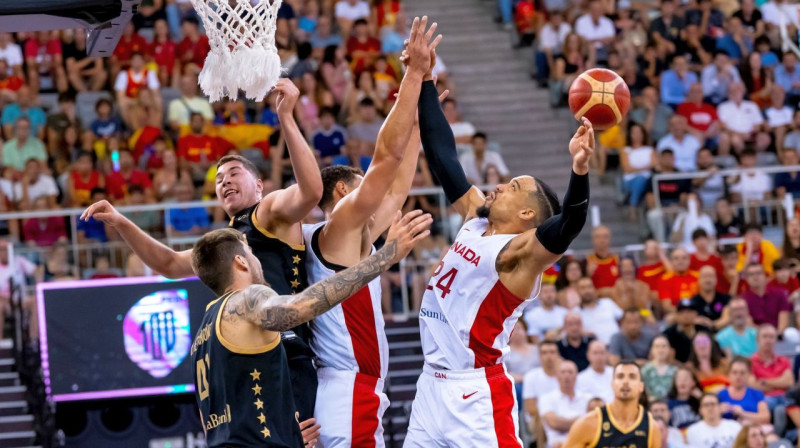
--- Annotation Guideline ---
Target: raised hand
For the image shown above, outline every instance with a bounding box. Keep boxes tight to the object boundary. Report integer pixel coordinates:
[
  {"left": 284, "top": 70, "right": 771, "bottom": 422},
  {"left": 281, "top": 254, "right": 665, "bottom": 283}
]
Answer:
[
  {"left": 273, "top": 78, "right": 300, "bottom": 117},
  {"left": 401, "top": 16, "right": 442, "bottom": 77},
  {"left": 385, "top": 209, "right": 433, "bottom": 264},
  {"left": 568, "top": 117, "right": 594, "bottom": 174},
  {"left": 80, "top": 200, "right": 125, "bottom": 227}
]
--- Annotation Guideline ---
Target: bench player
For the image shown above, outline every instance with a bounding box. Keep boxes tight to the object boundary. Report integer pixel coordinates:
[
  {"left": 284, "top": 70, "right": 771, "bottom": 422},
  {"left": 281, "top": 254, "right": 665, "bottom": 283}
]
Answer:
[
  {"left": 402, "top": 47, "right": 594, "bottom": 447},
  {"left": 81, "top": 80, "right": 323, "bottom": 424},
  {"left": 190, "top": 211, "right": 431, "bottom": 447},
  {"left": 565, "top": 361, "right": 661, "bottom": 447},
  {"left": 303, "top": 16, "right": 439, "bottom": 447}
]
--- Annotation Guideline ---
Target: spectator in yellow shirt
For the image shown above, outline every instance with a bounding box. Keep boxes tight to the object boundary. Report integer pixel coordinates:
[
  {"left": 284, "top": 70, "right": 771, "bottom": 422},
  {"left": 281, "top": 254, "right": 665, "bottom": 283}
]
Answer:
[{"left": 736, "top": 223, "right": 780, "bottom": 275}]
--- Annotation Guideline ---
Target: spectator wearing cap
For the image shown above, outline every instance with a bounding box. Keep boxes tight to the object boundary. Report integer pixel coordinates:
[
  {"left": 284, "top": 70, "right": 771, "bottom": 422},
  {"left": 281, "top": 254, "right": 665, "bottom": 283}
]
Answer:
[
  {"left": 716, "top": 17, "right": 753, "bottom": 63},
  {"left": 177, "top": 17, "right": 211, "bottom": 73},
  {"left": 657, "top": 115, "right": 701, "bottom": 172},
  {"left": 346, "top": 19, "right": 381, "bottom": 75},
  {"left": 312, "top": 107, "right": 348, "bottom": 167},
  {"left": 716, "top": 298, "right": 758, "bottom": 357},
  {"left": 1, "top": 85, "right": 45, "bottom": 140},
  {"left": 717, "top": 83, "right": 769, "bottom": 156},
  {"left": 167, "top": 74, "right": 214, "bottom": 132},
  {"left": 558, "top": 311, "right": 594, "bottom": 371},
  {"left": 690, "top": 265, "right": 731, "bottom": 330},
  {"left": 775, "top": 148, "right": 800, "bottom": 199},
  {"left": 608, "top": 308, "right": 656, "bottom": 365},
  {"left": 576, "top": 277, "right": 622, "bottom": 346},
  {"left": 535, "top": 10, "right": 571, "bottom": 85},
  {"left": 663, "top": 299, "right": 711, "bottom": 363},
  {"left": 742, "top": 263, "right": 792, "bottom": 334},
  {"left": 459, "top": 132, "right": 510, "bottom": 185},
  {"left": 644, "top": 149, "right": 692, "bottom": 241},
  {"left": 736, "top": 223, "right": 780, "bottom": 277},
  {"left": 574, "top": 0, "right": 615, "bottom": 63},
  {"left": 774, "top": 52, "right": 800, "bottom": 106},
  {"left": 685, "top": 0, "right": 725, "bottom": 37},
  {"left": 750, "top": 324, "right": 792, "bottom": 412},
  {"left": 701, "top": 50, "right": 741, "bottom": 106},
  {"left": 649, "top": 0, "right": 683, "bottom": 59},
  {"left": 660, "top": 55, "right": 697, "bottom": 108},
  {"left": 2, "top": 117, "right": 46, "bottom": 173},
  {"left": 657, "top": 248, "right": 700, "bottom": 315},
  {"left": 676, "top": 83, "right": 720, "bottom": 149}
]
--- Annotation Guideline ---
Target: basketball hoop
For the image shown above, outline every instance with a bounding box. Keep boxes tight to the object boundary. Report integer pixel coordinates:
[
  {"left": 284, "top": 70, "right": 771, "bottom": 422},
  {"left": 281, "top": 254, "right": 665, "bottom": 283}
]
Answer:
[{"left": 190, "top": 0, "right": 283, "bottom": 102}]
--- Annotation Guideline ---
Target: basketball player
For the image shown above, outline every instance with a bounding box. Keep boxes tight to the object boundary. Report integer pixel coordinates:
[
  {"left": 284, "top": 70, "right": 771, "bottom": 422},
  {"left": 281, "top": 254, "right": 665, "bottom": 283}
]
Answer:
[
  {"left": 564, "top": 361, "right": 661, "bottom": 447},
  {"left": 400, "top": 45, "right": 594, "bottom": 446},
  {"left": 81, "top": 80, "right": 323, "bottom": 423},
  {"left": 302, "top": 16, "right": 440, "bottom": 447},
  {"left": 190, "top": 211, "right": 432, "bottom": 447}
]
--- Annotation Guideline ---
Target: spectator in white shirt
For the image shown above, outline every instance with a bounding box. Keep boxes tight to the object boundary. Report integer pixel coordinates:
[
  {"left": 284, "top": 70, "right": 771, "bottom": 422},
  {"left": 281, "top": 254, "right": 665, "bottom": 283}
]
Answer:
[
  {"left": 760, "top": 0, "right": 800, "bottom": 31},
  {"left": 657, "top": 115, "right": 701, "bottom": 172},
  {"left": 335, "top": 0, "right": 370, "bottom": 37},
  {"left": 113, "top": 52, "right": 161, "bottom": 128},
  {"left": 524, "top": 282, "right": 568, "bottom": 342},
  {"left": 728, "top": 149, "right": 773, "bottom": 202},
  {"left": 718, "top": 82, "right": 770, "bottom": 155},
  {"left": 442, "top": 98, "right": 476, "bottom": 145},
  {"left": 671, "top": 195, "right": 717, "bottom": 251},
  {"left": 0, "top": 33, "right": 23, "bottom": 78},
  {"left": 574, "top": 0, "right": 616, "bottom": 62},
  {"left": 576, "top": 340, "right": 614, "bottom": 403},
  {"left": 167, "top": 74, "right": 214, "bottom": 132},
  {"left": 15, "top": 158, "right": 58, "bottom": 209},
  {"left": 700, "top": 50, "right": 742, "bottom": 106},
  {"left": 539, "top": 360, "right": 591, "bottom": 447},
  {"left": 765, "top": 86, "right": 794, "bottom": 154},
  {"left": 577, "top": 277, "right": 623, "bottom": 345},
  {"left": 686, "top": 394, "right": 742, "bottom": 447},
  {"left": 535, "top": 11, "right": 572, "bottom": 84},
  {"left": 523, "top": 340, "right": 562, "bottom": 447},
  {"left": 458, "top": 132, "right": 510, "bottom": 185}
]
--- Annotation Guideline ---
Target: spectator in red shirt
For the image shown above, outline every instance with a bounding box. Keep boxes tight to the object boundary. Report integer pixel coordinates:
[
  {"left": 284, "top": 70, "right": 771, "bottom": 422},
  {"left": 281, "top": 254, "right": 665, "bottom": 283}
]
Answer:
[
  {"left": 585, "top": 225, "right": 619, "bottom": 296},
  {"left": 676, "top": 82, "right": 720, "bottom": 148},
  {"left": 23, "top": 197, "right": 67, "bottom": 247},
  {"left": 750, "top": 324, "right": 793, "bottom": 412},
  {"left": 177, "top": 113, "right": 228, "bottom": 182},
  {"left": 148, "top": 19, "right": 178, "bottom": 86},
  {"left": 0, "top": 59, "right": 24, "bottom": 103},
  {"left": 114, "top": 52, "right": 162, "bottom": 128},
  {"left": 110, "top": 22, "right": 148, "bottom": 80},
  {"left": 67, "top": 151, "right": 104, "bottom": 207},
  {"left": 24, "top": 30, "right": 67, "bottom": 93},
  {"left": 658, "top": 248, "right": 700, "bottom": 314},
  {"left": 106, "top": 149, "right": 154, "bottom": 202},
  {"left": 637, "top": 239, "right": 668, "bottom": 295},
  {"left": 346, "top": 19, "right": 381, "bottom": 74},
  {"left": 742, "top": 263, "right": 793, "bottom": 334},
  {"left": 177, "top": 17, "right": 210, "bottom": 74},
  {"left": 690, "top": 228, "right": 724, "bottom": 274},
  {"left": 769, "top": 258, "right": 800, "bottom": 295}
]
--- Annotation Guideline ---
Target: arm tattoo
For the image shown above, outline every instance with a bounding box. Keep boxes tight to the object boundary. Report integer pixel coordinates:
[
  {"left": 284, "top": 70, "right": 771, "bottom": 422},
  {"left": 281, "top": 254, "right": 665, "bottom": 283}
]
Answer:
[{"left": 224, "top": 239, "right": 398, "bottom": 332}]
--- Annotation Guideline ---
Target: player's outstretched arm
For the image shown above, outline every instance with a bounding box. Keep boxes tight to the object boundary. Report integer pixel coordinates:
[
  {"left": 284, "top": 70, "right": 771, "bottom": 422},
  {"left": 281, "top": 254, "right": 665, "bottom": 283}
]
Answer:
[
  {"left": 259, "top": 79, "right": 323, "bottom": 227},
  {"left": 563, "top": 411, "right": 598, "bottom": 448},
  {"left": 81, "top": 200, "right": 194, "bottom": 278},
  {"left": 417, "top": 74, "right": 484, "bottom": 220},
  {"left": 228, "top": 210, "right": 432, "bottom": 332},
  {"left": 334, "top": 17, "right": 439, "bottom": 228}
]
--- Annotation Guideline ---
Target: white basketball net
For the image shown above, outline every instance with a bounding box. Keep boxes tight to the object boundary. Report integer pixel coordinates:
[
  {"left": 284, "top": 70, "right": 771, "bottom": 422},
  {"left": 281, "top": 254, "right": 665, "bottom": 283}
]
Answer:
[{"left": 190, "top": 0, "right": 283, "bottom": 102}]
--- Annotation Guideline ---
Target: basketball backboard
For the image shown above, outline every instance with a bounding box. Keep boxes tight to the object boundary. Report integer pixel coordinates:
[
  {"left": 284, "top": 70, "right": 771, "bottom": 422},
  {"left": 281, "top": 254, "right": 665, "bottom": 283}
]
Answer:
[{"left": 0, "top": 0, "right": 142, "bottom": 57}]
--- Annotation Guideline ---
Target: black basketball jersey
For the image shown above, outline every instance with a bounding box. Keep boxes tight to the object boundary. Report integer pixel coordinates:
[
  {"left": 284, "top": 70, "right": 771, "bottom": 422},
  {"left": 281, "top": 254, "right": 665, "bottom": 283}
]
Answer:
[
  {"left": 192, "top": 291, "right": 304, "bottom": 448},
  {"left": 227, "top": 202, "right": 317, "bottom": 421},
  {"left": 591, "top": 405, "right": 653, "bottom": 448}
]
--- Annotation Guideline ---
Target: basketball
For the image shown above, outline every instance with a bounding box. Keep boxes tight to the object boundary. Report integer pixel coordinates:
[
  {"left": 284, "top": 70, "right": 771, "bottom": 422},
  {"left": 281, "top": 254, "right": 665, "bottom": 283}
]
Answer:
[{"left": 568, "top": 68, "right": 631, "bottom": 131}]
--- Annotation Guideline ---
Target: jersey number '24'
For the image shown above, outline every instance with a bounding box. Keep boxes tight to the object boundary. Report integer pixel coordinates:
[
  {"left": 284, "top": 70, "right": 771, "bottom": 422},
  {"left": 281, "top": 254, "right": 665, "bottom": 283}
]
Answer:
[{"left": 426, "top": 262, "right": 459, "bottom": 299}]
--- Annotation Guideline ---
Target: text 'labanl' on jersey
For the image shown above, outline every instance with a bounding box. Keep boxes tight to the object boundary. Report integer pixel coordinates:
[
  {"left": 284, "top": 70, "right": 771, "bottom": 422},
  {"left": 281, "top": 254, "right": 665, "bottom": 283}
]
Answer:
[{"left": 418, "top": 218, "right": 541, "bottom": 371}]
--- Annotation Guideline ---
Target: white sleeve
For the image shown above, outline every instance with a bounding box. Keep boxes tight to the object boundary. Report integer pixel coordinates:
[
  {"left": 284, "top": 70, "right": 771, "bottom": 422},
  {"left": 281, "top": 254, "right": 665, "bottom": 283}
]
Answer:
[
  {"left": 114, "top": 71, "right": 128, "bottom": 92},
  {"left": 537, "top": 391, "right": 556, "bottom": 414},
  {"left": 671, "top": 213, "right": 685, "bottom": 233},
  {"left": 334, "top": 2, "right": 344, "bottom": 17},
  {"left": 490, "top": 152, "right": 511, "bottom": 176},
  {"left": 9, "top": 45, "right": 22, "bottom": 66},
  {"left": 42, "top": 177, "right": 59, "bottom": 196},
  {"left": 522, "top": 372, "right": 539, "bottom": 399},
  {"left": 750, "top": 104, "right": 764, "bottom": 126},
  {"left": 147, "top": 70, "right": 160, "bottom": 90},
  {"left": 609, "top": 299, "right": 623, "bottom": 319}
]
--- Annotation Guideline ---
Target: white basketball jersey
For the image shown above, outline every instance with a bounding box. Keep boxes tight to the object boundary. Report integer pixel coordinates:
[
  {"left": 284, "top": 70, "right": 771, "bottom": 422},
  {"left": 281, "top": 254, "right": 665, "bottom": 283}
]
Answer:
[
  {"left": 302, "top": 222, "right": 388, "bottom": 379},
  {"left": 419, "top": 218, "right": 541, "bottom": 371}
]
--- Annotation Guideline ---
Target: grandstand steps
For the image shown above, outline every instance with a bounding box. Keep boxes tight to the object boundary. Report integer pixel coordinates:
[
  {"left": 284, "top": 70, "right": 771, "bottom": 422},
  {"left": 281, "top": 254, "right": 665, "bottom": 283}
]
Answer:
[
  {"left": 0, "top": 431, "right": 37, "bottom": 448},
  {"left": 383, "top": 317, "right": 423, "bottom": 446},
  {"left": 405, "top": 0, "right": 643, "bottom": 249},
  {"left": 0, "top": 341, "right": 40, "bottom": 448}
]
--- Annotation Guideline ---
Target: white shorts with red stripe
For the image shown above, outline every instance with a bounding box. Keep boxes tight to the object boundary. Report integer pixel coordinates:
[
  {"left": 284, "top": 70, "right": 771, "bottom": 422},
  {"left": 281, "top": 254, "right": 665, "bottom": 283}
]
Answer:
[
  {"left": 404, "top": 364, "right": 522, "bottom": 448},
  {"left": 314, "top": 367, "right": 389, "bottom": 448}
]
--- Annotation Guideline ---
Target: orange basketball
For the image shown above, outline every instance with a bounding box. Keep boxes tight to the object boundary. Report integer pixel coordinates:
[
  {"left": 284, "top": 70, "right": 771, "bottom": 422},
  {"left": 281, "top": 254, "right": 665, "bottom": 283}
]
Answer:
[{"left": 568, "top": 68, "right": 630, "bottom": 131}]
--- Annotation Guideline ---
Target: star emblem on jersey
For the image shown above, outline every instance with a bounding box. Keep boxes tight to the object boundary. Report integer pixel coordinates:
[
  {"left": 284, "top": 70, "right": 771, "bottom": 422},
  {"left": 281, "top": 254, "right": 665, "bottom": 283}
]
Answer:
[
  {"left": 462, "top": 391, "right": 478, "bottom": 399},
  {"left": 252, "top": 384, "right": 262, "bottom": 395},
  {"left": 290, "top": 280, "right": 300, "bottom": 288},
  {"left": 292, "top": 267, "right": 299, "bottom": 276},
  {"left": 292, "top": 255, "right": 301, "bottom": 264},
  {"left": 250, "top": 369, "right": 261, "bottom": 381},
  {"left": 257, "top": 413, "right": 266, "bottom": 424},
  {"left": 261, "top": 427, "right": 271, "bottom": 438},
  {"left": 254, "top": 398, "right": 264, "bottom": 410}
]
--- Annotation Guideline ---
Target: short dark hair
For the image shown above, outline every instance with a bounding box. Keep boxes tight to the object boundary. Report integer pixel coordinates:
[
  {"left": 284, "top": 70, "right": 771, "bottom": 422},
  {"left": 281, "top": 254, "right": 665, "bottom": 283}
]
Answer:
[
  {"left": 472, "top": 132, "right": 488, "bottom": 142},
  {"left": 128, "top": 185, "right": 145, "bottom": 195},
  {"left": 740, "top": 148, "right": 757, "bottom": 159},
  {"left": 613, "top": 359, "right": 642, "bottom": 377},
  {"left": 359, "top": 97, "right": 375, "bottom": 108},
  {"left": 745, "top": 261, "right": 764, "bottom": 272},
  {"left": 354, "top": 18, "right": 369, "bottom": 27},
  {"left": 539, "top": 339, "right": 559, "bottom": 350},
  {"left": 622, "top": 307, "right": 642, "bottom": 321},
  {"left": 76, "top": 150, "right": 93, "bottom": 161},
  {"left": 189, "top": 112, "right": 204, "bottom": 121},
  {"left": 95, "top": 98, "right": 112, "bottom": 112},
  {"left": 217, "top": 154, "right": 261, "bottom": 179},
  {"left": 742, "top": 222, "right": 763, "bottom": 234},
  {"left": 58, "top": 92, "right": 76, "bottom": 104},
  {"left": 192, "top": 228, "right": 249, "bottom": 295},
  {"left": 182, "top": 16, "right": 200, "bottom": 27},
  {"left": 90, "top": 187, "right": 106, "bottom": 198},
  {"left": 773, "top": 257, "right": 793, "bottom": 271},
  {"left": 729, "top": 355, "right": 752, "bottom": 372},
  {"left": 691, "top": 228, "right": 708, "bottom": 241},
  {"left": 719, "top": 244, "right": 737, "bottom": 256},
  {"left": 660, "top": 148, "right": 675, "bottom": 156},
  {"left": 318, "top": 106, "right": 336, "bottom": 119},
  {"left": 755, "top": 35, "right": 772, "bottom": 47},
  {"left": 532, "top": 178, "right": 561, "bottom": 226},
  {"left": 319, "top": 165, "right": 364, "bottom": 210}
]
